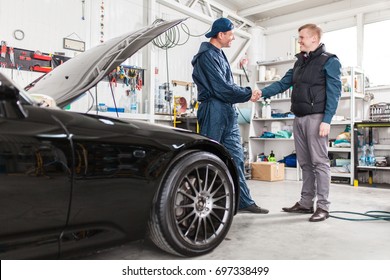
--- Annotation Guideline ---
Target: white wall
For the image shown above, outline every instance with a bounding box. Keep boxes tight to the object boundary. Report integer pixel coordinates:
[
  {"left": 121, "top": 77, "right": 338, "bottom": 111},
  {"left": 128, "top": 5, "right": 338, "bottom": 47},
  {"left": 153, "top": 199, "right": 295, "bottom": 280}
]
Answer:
[
  {"left": 264, "top": 30, "right": 296, "bottom": 62},
  {"left": 0, "top": 0, "right": 252, "bottom": 111},
  {"left": 0, "top": 0, "right": 90, "bottom": 57}
]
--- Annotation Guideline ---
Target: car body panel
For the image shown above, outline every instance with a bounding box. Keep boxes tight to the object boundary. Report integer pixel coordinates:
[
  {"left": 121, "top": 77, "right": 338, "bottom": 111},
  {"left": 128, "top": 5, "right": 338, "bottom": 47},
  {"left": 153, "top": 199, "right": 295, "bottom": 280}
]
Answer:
[
  {"left": 0, "top": 97, "right": 239, "bottom": 258},
  {"left": 0, "top": 106, "right": 72, "bottom": 259}
]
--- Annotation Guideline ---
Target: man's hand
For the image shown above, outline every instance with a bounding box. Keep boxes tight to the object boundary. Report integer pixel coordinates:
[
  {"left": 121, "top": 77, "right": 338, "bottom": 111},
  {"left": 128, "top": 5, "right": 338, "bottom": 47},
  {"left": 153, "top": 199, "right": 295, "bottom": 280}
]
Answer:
[
  {"left": 319, "top": 122, "right": 331, "bottom": 137},
  {"left": 250, "top": 89, "right": 262, "bottom": 102}
]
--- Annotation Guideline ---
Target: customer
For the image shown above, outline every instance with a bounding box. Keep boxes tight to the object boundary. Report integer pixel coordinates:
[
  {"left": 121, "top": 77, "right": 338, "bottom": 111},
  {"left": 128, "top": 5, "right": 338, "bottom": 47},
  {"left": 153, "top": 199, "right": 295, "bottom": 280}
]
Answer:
[
  {"left": 260, "top": 23, "right": 342, "bottom": 222},
  {"left": 191, "top": 18, "right": 268, "bottom": 214}
]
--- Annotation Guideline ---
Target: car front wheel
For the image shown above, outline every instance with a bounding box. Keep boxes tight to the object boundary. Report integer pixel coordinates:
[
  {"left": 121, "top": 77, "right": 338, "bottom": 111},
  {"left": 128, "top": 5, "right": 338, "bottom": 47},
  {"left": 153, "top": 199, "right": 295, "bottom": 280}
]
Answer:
[{"left": 148, "top": 151, "right": 235, "bottom": 257}]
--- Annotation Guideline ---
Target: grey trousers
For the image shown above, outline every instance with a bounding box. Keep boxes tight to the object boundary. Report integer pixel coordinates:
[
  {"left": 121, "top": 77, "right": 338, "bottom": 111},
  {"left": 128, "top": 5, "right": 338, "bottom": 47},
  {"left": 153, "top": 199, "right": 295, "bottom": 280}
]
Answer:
[{"left": 293, "top": 114, "right": 331, "bottom": 211}]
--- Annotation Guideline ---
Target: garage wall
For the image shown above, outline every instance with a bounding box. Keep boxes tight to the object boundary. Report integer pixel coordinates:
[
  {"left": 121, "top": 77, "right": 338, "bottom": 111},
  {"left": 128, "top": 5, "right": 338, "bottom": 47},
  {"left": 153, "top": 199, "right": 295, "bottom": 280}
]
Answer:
[
  {"left": 0, "top": 0, "right": 90, "bottom": 57},
  {"left": 0, "top": 0, "right": 251, "bottom": 109},
  {"left": 263, "top": 30, "right": 296, "bottom": 63},
  {"left": 0, "top": 0, "right": 146, "bottom": 71}
]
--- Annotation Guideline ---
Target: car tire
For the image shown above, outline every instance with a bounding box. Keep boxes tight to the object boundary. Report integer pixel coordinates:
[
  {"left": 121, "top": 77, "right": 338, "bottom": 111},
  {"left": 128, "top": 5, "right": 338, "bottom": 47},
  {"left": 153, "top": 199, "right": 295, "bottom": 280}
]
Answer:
[{"left": 148, "top": 151, "right": 235, "bottom": 257}]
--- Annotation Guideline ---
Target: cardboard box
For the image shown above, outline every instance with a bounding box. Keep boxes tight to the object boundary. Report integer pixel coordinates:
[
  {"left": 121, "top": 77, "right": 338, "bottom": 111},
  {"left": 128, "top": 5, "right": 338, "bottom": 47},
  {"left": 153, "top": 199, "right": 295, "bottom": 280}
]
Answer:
[{"left": 251, "top": 162, "right": 285, "bottom": 181}]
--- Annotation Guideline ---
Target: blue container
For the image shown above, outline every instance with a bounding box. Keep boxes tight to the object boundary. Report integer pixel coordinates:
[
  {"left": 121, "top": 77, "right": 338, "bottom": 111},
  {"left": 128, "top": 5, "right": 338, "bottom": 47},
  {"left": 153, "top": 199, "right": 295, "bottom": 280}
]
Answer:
[{"left": 107, "top": 107, "right": 125, "bottom": 113}]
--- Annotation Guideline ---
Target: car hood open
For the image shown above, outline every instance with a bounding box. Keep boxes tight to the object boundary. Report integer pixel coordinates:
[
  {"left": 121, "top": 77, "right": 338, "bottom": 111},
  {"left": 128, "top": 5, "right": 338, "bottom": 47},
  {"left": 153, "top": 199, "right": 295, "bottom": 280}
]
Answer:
[{"left": 26, "top": 18, "right": 185, "bottom": 108}]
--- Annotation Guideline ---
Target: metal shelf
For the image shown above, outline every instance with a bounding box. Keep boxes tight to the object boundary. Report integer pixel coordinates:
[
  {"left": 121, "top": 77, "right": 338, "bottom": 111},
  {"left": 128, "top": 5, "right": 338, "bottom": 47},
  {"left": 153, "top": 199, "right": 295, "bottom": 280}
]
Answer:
[
  {"left": 328, "top": 147, "right": 352, "bottom": 152},
  {"left": 354, "top": 121, "right": 390, "bottom": 186},
  {"left": 331, "top": 172, "right": 352, "bottom": 178},
  {"left": 257, "top": 58, "right": 297, "bottom": 66},
  {"left": 357, "top": 166, "right": 390, "bottom": 171},
  {"left": 252, "top": 117, "right": 294, "bottom": 121},
  {"left": 249, "top": 137, "right": 294, "bottom": 141},
  {"left": 331, "top": 120, "right": 352, "bottom": 125},
  {"left": 256, "top": 80, "right": 277, "bottom": 84},
  {"left": 340, "top": 92, "right": 364, "bottom": 99}
]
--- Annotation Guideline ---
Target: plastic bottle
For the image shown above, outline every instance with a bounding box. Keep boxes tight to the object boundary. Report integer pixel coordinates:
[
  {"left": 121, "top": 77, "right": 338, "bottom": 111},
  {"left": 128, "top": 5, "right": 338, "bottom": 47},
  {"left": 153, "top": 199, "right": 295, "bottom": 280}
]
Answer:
[
  {"left": 144, "top": 99, "right": 149, "bottom": 114},
  {"left": 122, "top": 91, "right": 133, "bottom": 113},
  {"left": 266, "top": 99, "right": 272, "bottom": 119},
  {"left": 261, "top": 100, "right": 267, "bottom": 118},
  {"left": 130, "top": 90, "right": 138, "bottom": 113},
  {"left": 268, "top": 150, "right": 276, "bottom": 162},
  {"left": 359, "top": 145, "right": 367, "bottom": 166},
  {"left": 368, "top": 144, "right": 376, "bottom": 166}
]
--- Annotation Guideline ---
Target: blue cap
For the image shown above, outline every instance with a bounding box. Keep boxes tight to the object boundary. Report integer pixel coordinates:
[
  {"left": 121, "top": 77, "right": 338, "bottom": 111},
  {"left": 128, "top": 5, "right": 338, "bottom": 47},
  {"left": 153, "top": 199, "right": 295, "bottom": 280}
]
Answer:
[{"left": 205, "top": 18, "right": 234, "bottom": 38}]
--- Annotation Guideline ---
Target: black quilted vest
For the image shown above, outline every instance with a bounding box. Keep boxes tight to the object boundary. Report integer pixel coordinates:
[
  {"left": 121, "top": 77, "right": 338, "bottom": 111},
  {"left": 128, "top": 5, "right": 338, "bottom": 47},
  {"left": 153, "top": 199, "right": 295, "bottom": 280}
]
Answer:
[{"left": 291, "top": 44, "right": 335, "bottom": 117}]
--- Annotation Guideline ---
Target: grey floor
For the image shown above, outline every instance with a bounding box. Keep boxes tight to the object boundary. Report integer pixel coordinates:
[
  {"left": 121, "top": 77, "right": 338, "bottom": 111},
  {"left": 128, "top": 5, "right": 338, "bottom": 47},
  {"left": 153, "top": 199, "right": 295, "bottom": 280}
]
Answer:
[{"left": 81, "top": 180, "right": 390, "bottom": 260}]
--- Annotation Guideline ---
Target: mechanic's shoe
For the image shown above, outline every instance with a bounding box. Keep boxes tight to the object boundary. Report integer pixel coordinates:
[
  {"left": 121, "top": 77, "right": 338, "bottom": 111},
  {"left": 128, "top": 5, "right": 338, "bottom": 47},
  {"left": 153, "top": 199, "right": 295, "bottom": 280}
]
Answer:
[
  {"left": 282, "top": 202, "right": 314, "bottom": 214},
  {"left": 239, "top": 204, "right": 269, "bottom": 214},
  {"left": 309, "top": 208, "right": 329, "bottom": 222}
]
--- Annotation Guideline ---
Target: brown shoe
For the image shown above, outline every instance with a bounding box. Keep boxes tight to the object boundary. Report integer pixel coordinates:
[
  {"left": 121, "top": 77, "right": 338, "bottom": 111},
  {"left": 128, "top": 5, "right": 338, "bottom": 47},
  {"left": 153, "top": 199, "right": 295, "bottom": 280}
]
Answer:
[
  {"left": 282, "top": 202, "right": 314, "bottom": 214},
  {"left": 309, "top": 208, "right": 329, "bottom": 222}
]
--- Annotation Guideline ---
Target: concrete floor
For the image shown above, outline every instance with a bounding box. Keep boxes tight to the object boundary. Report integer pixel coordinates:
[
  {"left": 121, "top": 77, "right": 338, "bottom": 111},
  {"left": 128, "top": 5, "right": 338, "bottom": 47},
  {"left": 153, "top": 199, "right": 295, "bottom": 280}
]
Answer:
[{"left": 80, "top": 180, "right": 390, "bottom": 260}]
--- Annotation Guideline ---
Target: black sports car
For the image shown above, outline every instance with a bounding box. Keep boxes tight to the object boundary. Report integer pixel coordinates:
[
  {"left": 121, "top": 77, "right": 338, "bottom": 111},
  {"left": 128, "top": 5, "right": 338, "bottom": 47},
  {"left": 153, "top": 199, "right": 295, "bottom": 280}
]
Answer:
[{"left": 0, "top": 19, "right": 239, "bottom": 259}]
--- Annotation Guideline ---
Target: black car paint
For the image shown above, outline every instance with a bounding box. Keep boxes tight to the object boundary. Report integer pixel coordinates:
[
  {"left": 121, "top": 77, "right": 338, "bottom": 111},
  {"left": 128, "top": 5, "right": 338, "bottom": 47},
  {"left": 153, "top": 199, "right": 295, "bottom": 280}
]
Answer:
[{"left": 0, "top": 98, "right": 239, "bottom": 259}]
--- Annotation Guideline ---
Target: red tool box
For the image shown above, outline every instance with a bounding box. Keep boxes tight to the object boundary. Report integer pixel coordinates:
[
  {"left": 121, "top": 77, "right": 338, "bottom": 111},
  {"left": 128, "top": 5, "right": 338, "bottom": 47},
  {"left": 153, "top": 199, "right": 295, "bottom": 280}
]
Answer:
[
  {"left": 32, "top": 53, "right": 52, "bottom": 61},
  {"left": 31, "top": 65, "right": 52, "bottom": 73}
]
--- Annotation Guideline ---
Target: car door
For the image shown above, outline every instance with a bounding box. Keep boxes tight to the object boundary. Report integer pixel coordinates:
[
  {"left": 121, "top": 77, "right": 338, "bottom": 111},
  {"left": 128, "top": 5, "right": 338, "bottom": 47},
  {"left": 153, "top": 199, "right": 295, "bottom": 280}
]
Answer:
[
  {"left": 54, "top": 113, "right": 160, "bottom": 258},
  {"left": 0, "top": 86, "right": 73, "bottom": 259}
]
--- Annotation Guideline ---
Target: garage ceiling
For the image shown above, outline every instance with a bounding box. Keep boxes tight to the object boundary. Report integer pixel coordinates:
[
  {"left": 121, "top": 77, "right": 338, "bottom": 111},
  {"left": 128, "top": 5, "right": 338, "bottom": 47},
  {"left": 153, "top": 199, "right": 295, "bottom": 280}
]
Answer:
[
  {"left": 209, "top": 0, "right": 390, "bottom": 33},
  {"left": 219, "top": 0, "right": 345, "bottom": 20}
]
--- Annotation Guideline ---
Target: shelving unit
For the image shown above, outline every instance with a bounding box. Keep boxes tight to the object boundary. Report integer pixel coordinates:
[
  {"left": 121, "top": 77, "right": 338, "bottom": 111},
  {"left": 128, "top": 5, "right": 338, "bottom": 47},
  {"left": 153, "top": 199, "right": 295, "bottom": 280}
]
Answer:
[
  {"left": 328, "top": 67, "right": 365, "bottom": 184},
  {"left": 84, "top": 111, "right": 173, "bottom": 122},
  {"left": 249, "top": 62, "right": 365, "bottom": 184},
  {"left": 249, "top": 101, "right": 298, "bottom": 181},
  {"left": 353, "top": 121, "right": 390, "bottom": 187},
  {"left": 250, "top": 59, "right": 299, "bottom": 180},
  {"left": 256, "top": 58, "right": 296, "bottom": 87}
]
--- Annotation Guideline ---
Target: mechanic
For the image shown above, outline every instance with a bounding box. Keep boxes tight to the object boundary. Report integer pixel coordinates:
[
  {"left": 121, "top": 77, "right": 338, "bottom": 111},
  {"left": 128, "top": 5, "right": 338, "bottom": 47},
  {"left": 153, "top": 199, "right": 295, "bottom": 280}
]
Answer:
[{"left": 192, "top": 17, "right": 269, "bottom": 214}]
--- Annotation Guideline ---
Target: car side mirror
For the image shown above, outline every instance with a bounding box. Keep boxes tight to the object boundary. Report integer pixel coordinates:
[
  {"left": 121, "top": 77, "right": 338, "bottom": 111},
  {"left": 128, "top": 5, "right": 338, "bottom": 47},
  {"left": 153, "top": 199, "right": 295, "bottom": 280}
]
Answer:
[{"left": 0, "top": 84, "right": 28, "bottom": 119}]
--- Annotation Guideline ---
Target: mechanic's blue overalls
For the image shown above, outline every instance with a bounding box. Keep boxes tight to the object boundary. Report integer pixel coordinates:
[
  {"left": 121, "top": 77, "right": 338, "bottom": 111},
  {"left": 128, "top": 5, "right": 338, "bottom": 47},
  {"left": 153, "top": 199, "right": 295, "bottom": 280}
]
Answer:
[{"left": 192, "top": 42, "right": 255, "bottom": 209}]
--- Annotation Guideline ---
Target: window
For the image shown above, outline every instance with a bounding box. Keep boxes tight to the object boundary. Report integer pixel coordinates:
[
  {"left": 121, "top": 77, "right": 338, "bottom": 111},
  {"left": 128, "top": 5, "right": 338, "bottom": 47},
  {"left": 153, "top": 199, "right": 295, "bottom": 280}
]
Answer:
[
  {"left": 364, "top": 20, "right": 390, "bottom": 87},
  {"left": 322, "top": 27, "right": 357, "bottom": 69}
]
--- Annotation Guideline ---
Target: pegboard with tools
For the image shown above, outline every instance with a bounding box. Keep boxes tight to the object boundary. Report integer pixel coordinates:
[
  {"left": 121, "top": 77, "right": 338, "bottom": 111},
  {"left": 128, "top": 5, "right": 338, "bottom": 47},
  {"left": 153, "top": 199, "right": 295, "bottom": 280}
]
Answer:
[
  {"left": 106, "top": 65, "right": 144, "bottom": 87},
  {"left": 0, "top": 41, "right": 70, "bottom": 73}
]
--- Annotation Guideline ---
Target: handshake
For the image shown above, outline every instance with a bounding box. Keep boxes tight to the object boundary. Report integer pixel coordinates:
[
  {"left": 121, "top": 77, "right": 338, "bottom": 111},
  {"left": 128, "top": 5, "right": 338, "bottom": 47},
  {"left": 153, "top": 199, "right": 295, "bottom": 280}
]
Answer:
[{"left": 250, "top": 89, "right": 262, "bottom": 102}]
